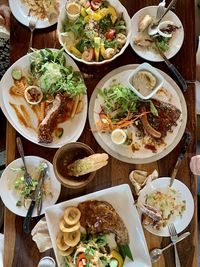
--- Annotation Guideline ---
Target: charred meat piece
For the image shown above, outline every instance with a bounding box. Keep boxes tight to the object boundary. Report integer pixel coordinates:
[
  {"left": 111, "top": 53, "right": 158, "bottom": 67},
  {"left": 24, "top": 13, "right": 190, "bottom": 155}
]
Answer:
[
  {"left": 138, "top": 99, "right": 181, "bottom": 139},
  {"left": 38, "top": 94, "right": 64, "bottom": 143},
  {"left": 78, "top": 200, "right": 129, "bottom": 245}
]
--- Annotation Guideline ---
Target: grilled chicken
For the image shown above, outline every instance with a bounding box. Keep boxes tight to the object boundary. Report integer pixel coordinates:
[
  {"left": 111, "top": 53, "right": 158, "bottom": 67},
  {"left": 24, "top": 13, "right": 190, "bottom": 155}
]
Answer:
[
  {"left": 38, "top": 94, "right": 63, "bottom": 143},
  {"left": 78, "top": 200, "right": 129, "bottom": 245}
]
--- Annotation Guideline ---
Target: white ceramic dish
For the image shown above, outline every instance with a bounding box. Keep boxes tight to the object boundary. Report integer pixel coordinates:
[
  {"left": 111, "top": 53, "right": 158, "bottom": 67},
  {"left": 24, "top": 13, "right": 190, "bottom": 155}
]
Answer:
[
  {"left": 89, "top": 64, "right": 187, "bottom": 164},
  {"left": 128, "top": 62, "right": 164, "bottom": 99},
  {"left": 0, "top": 49, "right": 88, "bottom": 148},
  {"left": 130, "top": 6, "right": 184, "bottom": 62},
  {"left": 137, "top": 178, "right": 194, "bottom": 237},
  {"left": 45, "top": 184, "right": 152, "bottom": 267},
  {"left": 9, "top": 0, "right": 66, "bottom": 29},
  {"left": 57, "top": 0, "right": 131, "bottom": 65},
  {"left": 0, "top": 156, "right": 61, "bottom": 217}
]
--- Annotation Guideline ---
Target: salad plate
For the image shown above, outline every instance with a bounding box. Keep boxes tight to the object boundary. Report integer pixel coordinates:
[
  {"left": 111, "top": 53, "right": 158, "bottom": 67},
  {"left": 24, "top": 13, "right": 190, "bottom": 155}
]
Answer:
[
  {"left": 130, "top": 6, "right": 184, "bottom": 62},
  {"left": 88, "top": 64, "right": 187, "bottom": 164},
  {"left": 9, "top": 0, "right": 66, "bottom": 29},
  {"left": 0, "top": 49, "right": 88, "bottom": 148},
  {"left": 137, "top": 178, "right": 194, "bottom": 237},
  {"left": 0, "top": 156, "right": 61, "bottom": 217},
  {"left": 57, "top": 0, "right": 131, "bottom": 65},
  {"left": 45, "top": 184, "right": 152, "bottom": 267}
]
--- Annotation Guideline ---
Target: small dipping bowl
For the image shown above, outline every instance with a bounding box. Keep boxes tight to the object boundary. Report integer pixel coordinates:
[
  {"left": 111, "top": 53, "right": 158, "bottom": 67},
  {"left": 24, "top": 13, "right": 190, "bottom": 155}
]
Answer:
[
  {"left": 53, "top": 142, "right": 96, "bottom": 189},
  {"left": 111, "top": 129, "right": 127, "bottom": 145},
  {"left": 157, "top": 20, "right": 175, "bottom": 38},
  {"left": 65, "top": 2, "right": 81, "bottom": 21},
  {"left": 37, "top": 256, "right": 56, "bottom": 267},
  {"left": 128, "top": 62, "right": 164, "bottom": 100}
]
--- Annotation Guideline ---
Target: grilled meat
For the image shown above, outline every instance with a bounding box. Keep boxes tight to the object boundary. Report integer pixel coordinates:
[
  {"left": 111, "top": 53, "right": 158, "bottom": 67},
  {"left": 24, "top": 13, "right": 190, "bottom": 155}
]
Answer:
[
  {"left": 78, "top": 200, "right": 129, "bottom": 245},
  {"left": 38, "top": 94, "right": 64, "bottom": 143},
  {"left": 139, "top": 99, "right": 181, "bottom": 138}
]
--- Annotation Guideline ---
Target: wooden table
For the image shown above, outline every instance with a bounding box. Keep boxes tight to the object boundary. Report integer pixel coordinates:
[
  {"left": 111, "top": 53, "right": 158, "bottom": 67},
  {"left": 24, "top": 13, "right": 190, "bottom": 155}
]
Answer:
[{"left": 3, "top": 0, "right": 197, "bottom": 266}]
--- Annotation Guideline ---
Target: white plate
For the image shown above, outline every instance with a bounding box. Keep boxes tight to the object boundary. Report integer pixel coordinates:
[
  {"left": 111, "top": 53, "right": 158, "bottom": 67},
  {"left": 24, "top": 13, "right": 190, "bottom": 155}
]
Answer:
[
  {"left": 88, "top": 64, "right": 187, "bottom": 164},
  {"left": 45, "top": 184, "right": 152, "bottom": 267},
  {"left": 57, "top": 0, "right": 131, "bottom": 65},
  {"left": 138, "top": 178, "right": 194, "bottom": 237},
  {"left": 9, "top": 0, "right": 66, "bottom": 29},
  {"left": 0, "top": 156, "right": 61, "bottom": 217},
  {"left": 130, "top": 6, "right": 184, "bottom": 62},
  {"left": 0, "top": 49, "right": 88, "bottom": 148}
]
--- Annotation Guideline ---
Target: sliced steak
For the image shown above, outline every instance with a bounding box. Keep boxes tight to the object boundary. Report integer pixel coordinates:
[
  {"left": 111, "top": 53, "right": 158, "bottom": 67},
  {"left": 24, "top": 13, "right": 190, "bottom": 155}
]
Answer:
[
  {"left": 38, "top": 94, "right": 63, "bottom": 143},
  {"left": 78, "top": 200, "right": 129, "bottom": 245}
]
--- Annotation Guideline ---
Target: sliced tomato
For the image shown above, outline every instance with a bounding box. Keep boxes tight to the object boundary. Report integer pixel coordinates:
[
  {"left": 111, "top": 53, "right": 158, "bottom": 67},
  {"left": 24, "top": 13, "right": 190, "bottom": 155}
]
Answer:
[
  {"left": 105, "top": 29, "right": 116, "bottom": 40},
  {"left": 77, "top": 253, "right": 87, "bottom": 267}
]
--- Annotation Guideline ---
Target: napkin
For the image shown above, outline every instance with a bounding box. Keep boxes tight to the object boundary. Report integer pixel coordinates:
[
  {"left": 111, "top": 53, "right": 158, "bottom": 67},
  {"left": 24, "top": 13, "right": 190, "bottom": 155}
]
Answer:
[
  {"left": 129, "top": 169, "right": 158, "bottom": 195},
  {"left": 31, "top": 217, "right": 52, "bottom": 252}
]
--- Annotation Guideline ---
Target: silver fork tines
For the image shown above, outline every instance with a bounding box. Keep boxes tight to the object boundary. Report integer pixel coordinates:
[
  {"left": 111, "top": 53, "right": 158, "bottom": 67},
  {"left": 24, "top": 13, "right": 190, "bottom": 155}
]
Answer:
[
  {"left": 28, "top": 12, "right": 38, "bottom": 53},
  {"left": 168, "top": 223, "right": 181, "bottom": 267},
  {"left": 156, "top": 0, "right": 166, "bottom": 20}
]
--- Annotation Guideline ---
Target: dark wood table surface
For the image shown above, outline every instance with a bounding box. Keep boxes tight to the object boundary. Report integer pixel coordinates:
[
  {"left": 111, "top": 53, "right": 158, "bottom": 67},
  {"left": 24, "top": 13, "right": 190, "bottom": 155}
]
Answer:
[{"left": 3, "top": 0, "right": 197, "bottom": 266}]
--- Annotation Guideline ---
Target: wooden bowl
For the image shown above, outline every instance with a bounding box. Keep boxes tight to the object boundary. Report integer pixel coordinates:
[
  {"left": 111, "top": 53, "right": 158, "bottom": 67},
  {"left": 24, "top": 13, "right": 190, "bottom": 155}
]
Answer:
[{"left": 53, "top": 142, "right": 96, "bottom": 189}]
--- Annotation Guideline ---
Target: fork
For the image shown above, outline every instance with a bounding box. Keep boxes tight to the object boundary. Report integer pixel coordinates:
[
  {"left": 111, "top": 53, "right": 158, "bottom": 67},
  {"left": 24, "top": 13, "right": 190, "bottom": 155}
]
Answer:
[
  {"left": 168, "top": 223, "right": 181, "bottom": 267},
  {"left": 28, "top": 13, "right": 38, "bottom": 53},
  {"left": 16, "top": 137, "right": 32, "bottom": 186}
]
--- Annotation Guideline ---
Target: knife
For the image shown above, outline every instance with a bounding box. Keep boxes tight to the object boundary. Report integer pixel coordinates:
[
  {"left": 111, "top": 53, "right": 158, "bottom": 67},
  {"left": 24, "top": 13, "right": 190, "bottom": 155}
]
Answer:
[
  {"left": 36, "top": 163, "right": 48, "bottom": 216},
  {"left": 169, "top": 132, "right": 191, "bottom": 187},
  {"left": 155, "top": 44, "right": 188, "bottom": 92},
  {"left": 23, "top": 162, "right": 48, "bottom": 234}
]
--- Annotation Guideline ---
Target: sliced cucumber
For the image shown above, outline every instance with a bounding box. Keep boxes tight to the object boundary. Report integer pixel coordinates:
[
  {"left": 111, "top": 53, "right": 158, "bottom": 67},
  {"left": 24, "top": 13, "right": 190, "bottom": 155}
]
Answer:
[{"left": 12, "top": 68, "right": 22, "bottom": 80}]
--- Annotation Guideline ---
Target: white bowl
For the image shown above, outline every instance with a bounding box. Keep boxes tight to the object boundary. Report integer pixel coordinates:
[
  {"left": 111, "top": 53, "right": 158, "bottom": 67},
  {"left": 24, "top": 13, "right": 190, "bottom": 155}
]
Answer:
[
  {"left": 57, "top": 0, "right": 131, "bottom": 65},
  {"left": 157, "top": 20, "right": 175, "bottom": 38},
  {"left": 128, "top": 62, "right": 164, "bottom": 100}
]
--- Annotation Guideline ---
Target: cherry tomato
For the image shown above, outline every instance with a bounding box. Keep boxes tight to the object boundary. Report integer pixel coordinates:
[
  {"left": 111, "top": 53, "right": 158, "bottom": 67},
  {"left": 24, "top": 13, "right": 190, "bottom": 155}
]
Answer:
[
  {"left": 105, "top": 29, "right": 116, "bottom": 40},
  {"left": 77, "top": 253, "right": 87, "bottom": 267},
  {"left": 91, "top": 0, "right": 102, "bottom": 10}
]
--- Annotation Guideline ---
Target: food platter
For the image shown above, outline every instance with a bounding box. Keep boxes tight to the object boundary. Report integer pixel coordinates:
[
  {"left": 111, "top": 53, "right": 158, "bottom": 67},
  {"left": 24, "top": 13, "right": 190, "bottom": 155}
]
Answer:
[
  {"left": 137, "top": 178, "right": 194, "bottom": 237},
  {"left": 0, "top": 49, "right": 88, "bottom": 148},
  {"left": 45, "top": 184, "right": 152, "bottom": 267},
  {"left": 0, "top": 156, "right": 61, "bottom": 217},
  {"left": 130, "top": 6, "right": 184, "bottom": 62},
  {"left": 9, "top": 0, "right": 66, "bottom": 29},
  {"left": 89, "top": 64, "right": 187, "bottom": 164}
]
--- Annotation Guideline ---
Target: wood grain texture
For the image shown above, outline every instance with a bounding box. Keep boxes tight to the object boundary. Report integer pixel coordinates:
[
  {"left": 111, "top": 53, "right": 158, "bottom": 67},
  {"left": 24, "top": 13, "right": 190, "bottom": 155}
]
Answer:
[{"left": 3, "top": 0, "right": 197, "bottom": 266}]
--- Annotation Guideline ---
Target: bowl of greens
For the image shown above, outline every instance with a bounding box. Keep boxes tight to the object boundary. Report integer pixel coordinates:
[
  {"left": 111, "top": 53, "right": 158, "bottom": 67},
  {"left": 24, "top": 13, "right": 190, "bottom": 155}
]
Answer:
[{"left": 57, "top": 0, "right": 131, "bottom": 65}]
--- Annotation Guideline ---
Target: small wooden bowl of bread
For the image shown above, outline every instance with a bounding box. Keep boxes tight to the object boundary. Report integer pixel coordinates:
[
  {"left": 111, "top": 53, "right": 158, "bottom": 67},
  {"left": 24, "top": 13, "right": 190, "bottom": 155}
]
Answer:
[{"left": 53, "top": 142, "right": 108, "bottom": 189}]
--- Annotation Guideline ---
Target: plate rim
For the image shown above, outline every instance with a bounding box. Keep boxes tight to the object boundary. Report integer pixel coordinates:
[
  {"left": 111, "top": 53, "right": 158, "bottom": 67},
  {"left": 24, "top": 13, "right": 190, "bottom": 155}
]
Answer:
[
  {"left": 88, "top": 64, "right": 187, "bottom": 164},
  {"left": 138, "top": 177, "right": 194, "bottom": 237},
  {"left": 0, "top": 155, "right": 61, "bottom": 217},
  {"left": 130, "top": 5, "right": 184, "bottom": 62},
  {"left": 0, "top": 48, "right": 88, "bottom": 148}
]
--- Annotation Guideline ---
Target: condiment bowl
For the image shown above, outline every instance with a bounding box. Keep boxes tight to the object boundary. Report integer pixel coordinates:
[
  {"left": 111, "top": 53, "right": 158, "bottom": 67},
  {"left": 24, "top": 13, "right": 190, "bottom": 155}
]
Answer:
[
  {"left": 128, "top": 62, "right": 164, "bottom": 100},
  {"left": 53, "top": 142, "right": 96, "bottom": 189}
]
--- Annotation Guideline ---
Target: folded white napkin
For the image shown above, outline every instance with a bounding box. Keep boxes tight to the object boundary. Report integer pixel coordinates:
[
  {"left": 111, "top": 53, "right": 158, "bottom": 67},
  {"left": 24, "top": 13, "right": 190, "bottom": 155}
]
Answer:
[{"left": 31, "top": 217, "right": 52, "bottom": 253}]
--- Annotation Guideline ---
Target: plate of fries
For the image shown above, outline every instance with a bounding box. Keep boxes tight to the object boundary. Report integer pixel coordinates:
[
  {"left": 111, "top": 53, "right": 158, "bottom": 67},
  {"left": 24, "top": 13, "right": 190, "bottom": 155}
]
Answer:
[{"left": 0, "top": 49, "right": 88, "bottom": 148}]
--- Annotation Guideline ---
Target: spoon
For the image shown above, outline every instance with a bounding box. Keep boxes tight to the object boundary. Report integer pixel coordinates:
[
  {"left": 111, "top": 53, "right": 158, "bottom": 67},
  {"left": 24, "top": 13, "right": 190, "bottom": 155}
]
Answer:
[
  {"left": 148, "top": 0, "right": 178, "bottom": 36},
  {"left": 150, "top": 231, "right": 191, "bottom": 263}
]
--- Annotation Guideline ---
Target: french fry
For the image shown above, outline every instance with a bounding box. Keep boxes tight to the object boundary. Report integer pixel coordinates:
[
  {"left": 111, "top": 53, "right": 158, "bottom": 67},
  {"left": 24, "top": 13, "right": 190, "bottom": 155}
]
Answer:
[
  {"left": 70, "top": 94, "right": 80, "bottom": 119},
  {"left": 75, "top": 100, "right": 83, "bottom": 114}
]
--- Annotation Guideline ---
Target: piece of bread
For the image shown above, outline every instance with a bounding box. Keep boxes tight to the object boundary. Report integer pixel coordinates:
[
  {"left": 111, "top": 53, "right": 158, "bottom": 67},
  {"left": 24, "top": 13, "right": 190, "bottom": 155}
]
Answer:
[{"left": 138, "top": 14, "right": 153, "bottom": 32}]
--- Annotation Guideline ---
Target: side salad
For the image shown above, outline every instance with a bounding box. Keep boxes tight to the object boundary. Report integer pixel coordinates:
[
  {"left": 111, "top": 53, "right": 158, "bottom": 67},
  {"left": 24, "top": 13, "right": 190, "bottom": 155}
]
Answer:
[{"left": 60, "top": 0, "right": 128, "bottom": 62}]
